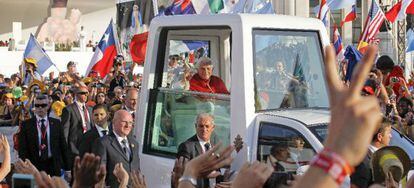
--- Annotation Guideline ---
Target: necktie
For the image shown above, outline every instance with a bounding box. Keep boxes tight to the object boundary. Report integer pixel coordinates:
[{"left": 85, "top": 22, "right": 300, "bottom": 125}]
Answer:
[
  {"left": 83, "top": 105, "right": 89, "bottom": 131},
  {"left": 131, "top": 112, "right": 135, "bottom": 122},
  {"left": 204, "top": 143, "right": 211, "bottom": 152},
  {"left": 101, "top": 130, "right": 108, "bottom": 136},
  {"left": 40, "top": 119, "right": 48, "bottom": 160},
  {"left": 121, "top": 139, "right": 130, "bottom": 161}
]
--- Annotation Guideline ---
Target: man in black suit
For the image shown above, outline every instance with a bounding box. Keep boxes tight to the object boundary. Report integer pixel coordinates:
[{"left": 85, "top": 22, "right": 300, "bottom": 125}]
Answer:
[
  {"left": 61, "top": 85, "right": 92, "bottom": 168},
  {"left": 93, "top": 110, "right": 140, "bottom": 188},
  {"left": 78, "top": 104, "right": 111, "bottom": 158},
  {"left": 176, "top": 113, "right": 218, "bottom": 188},
  {"left": 18, "top": 94, "right": 69, "bottom": 176}
]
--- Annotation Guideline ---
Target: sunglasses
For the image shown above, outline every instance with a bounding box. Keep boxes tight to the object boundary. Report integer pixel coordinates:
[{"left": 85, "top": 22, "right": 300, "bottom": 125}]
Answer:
[
  {"left": 77, "top": 92, "right": 89, "bottom": 95},
  {"left": 35, "top": 104, "right": 48, "bottom": 108}
]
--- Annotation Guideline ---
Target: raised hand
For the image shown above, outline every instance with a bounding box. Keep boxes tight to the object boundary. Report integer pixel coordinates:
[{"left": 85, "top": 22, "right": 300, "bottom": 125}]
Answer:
[
  {"left": 72, "top": 153, "right": 106, "bottom": 188},
  {"left": 171, "top": 156, "right": 188, "bottom": 188},
  {"left": 131, "top": 170, "right": 146, "bottom": 188},
  {"left": 34, "top": 171, "right": 69, "bottom": 188},
  {"left": 231, "top": 162, "right": 273, "bottom": 188},
  {"left": 14, "top": 159, "right": 39, "bottom": 175},
  {"left": 323, "top": 45, "right": 382, "bottom": 166},
  {"left": 182, "top": 143, "right": 234, "bottom": 179},
  {"left": 113, "top": 163, "right": 128, "bottom": 188}
]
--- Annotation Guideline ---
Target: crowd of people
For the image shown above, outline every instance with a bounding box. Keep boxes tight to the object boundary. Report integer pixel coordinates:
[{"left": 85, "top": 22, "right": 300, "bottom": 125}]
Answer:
[{"left": 0, "top": 45, "right": 413, "bottom": 188}]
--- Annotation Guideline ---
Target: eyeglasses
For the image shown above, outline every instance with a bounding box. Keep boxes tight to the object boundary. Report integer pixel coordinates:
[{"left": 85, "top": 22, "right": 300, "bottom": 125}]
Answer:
[
  {"left": 35, "top": 104, "right": 48, "bottom": 108},
  {"left": 77, "top": 92, "right": 89, "bottom": 95},
  {"left": 97, "top": 95, "right": 105, "bottom": 97},
  {"left": 121, "top": 121, "right": 134, "bottom": 126}
]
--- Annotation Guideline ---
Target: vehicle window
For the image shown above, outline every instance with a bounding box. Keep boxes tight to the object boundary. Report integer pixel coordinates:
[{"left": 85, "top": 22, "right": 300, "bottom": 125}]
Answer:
[
  {"left": 164, "top": 40, "right": 210, "bottom": 88},
  {"left": 257, "top": 122, "right": 316, "bottom": 173},
  {"left": 144, "top": 28, "right": 231, "bottom": 157},
  {"left": 309, "top": 125, "right": 414, "bottom": 160},
  {"left": 253, "top": 30, "right": 329, "bottom": 111}
]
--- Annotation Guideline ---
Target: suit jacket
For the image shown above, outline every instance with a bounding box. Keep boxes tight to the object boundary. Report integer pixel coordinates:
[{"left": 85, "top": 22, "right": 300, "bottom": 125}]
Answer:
[
  {"left": 18, "top": 117, "right": 69, "bottom": 176},
  {"left": 177, "top": 134, "right": 218, "bottom": 188},
  {"left": 93, "top": 132, "right": 140, "bottom": 188},
  {"left": 61, "top": 102, "right": 92, "bottom": 168},
  {"left": 78, "top": 123, "right": 112, "bottom": 158}
]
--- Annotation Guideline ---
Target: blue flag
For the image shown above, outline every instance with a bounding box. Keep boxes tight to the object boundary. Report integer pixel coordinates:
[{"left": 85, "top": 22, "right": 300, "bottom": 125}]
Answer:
[
  {"left": 24, "top": 34, "right": 55, "bottom": 75},
  {"left": 344, "top": 45, "right": 362, "bottom": 81},
  {"left": 407, "top": 29, "right": 414, "bottom": 53}
]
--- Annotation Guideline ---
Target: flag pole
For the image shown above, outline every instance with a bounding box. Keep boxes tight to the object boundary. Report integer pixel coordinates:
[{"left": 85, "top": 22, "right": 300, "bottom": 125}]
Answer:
[{"left": 112, "top": 18, "right": 122, "bottom": 55}]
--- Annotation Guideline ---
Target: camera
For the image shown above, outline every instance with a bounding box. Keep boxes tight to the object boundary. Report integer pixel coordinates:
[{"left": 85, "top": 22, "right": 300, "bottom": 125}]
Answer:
[
  {"left": 12, "top": 173, "right": 35, "bottom": 188},
  {"left": 390, "top": 77, "right": 399, "bottom": 83}
]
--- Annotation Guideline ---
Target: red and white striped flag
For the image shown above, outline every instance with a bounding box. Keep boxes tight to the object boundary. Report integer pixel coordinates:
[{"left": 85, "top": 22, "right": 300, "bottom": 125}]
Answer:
[
  {"left": 318, "top": 0, "right": 330, "bottom": 27},
  {"left": 358, "top": 0, "right": 385, "bottom": 50}
]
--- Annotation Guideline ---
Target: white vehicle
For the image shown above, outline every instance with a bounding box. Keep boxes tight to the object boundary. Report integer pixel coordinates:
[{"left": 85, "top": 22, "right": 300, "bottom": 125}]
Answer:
[{"left": 135, "top": 14, "right": 414, "bottom": 187}]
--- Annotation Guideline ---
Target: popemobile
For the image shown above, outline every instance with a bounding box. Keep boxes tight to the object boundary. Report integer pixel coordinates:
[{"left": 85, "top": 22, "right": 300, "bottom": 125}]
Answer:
[{"left": 135, "top": 14, "right": 414, "bottom": 187}]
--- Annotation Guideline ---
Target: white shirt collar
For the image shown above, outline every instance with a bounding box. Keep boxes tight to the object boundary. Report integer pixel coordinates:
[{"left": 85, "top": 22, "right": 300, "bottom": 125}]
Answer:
[
  {"left": 113, "top": 131, "right": 128, "bottom": 144},
  {"left": 35, "top": 114, "right": 47, "bottom": 122},
  {"left": 95, "top": 124, "right": 109, "bottom": 137},
  {"left": 369, "top": 145, "right": 379, "bottom": 153},
  {"left": 124, "top": 105, "right": 134, "bottom": 113},
  {"left": 197, "top": 135, "right": 210, "bottom": 152},
  {"left": 75, "top": 100, "right": 85, "bottom": 107}
]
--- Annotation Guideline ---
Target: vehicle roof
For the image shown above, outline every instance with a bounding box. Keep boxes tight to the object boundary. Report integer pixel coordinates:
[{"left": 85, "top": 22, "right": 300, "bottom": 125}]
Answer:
[
  {"left": 150, "top": 13, "right": 327, "bottom": 32},
  {"left": 262, "top": 108, "right": 330, "bottom": 125}
]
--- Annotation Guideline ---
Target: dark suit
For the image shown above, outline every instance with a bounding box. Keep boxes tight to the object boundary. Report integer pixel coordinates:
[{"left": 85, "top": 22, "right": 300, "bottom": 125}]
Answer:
[
  {"left": 61, "top": 102, "right": 92, "bottom": 168},
  {"left": 78, "top": 123, "right": 112, "bottom": 158},
  {"left": 93, "top": 132, "right": 140, "bottom": 188},
  {"left": 18, "top": 117, "right": 69, "bottom": 176},
  {"left": 177, "top": 134, "right": 218, "bottom": 188}
]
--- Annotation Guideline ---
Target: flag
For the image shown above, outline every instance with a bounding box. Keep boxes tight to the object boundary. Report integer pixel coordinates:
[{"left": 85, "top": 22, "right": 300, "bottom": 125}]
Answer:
[
  {"left": 313, "top": 0, "right": 355, "bottom": 14},
  {"left": 328, "top": 0, "right": 355, "bottom": 10},
  {"left": 340, "top": 5, "right": 357, "bottom": 26},
  {"left": 318, "top": 0, "right": 330, "bottom": 27},
  {"left": 385, "top": 1, "right": 402, "bottom": 23},
  {"left": 333, "top": 26, "right": 345, "bottom": 61},
  {"left": 24, "top": 34, "right": 55, "bottom": 75},
  {"left": 407, "top": 29, "right": 414, "bottom": 52},
  {"left": 293, "top": 54, "right": 305, "bottom": 82},
  {"left": 192, "top": 0, "right": 225, "bottom": 14},
  {"left": 254, "top": 2, "right": 275, "bottom": 14},
  {"left": 86, "top": 20, "right": 118, "bottom": 77},
  {"left": 164, "top": 0, "right": 196, "bottom": 15},
  {"left": 130, "top": 32, "right": 148, "bottom": 64},
  {"left": 344, "top": 45, "right": 362, "bottom": 81},
  {"left": 397, "top": 0, "right": 414, "bottom": 21},
  {"left": 357, "top": 0, "right": 385, "bottom": 51}
]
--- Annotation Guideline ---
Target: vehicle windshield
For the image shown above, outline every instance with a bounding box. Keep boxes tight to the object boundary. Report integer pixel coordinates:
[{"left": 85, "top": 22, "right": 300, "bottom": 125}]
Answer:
[
  {"left": 253, "top": 30, "right": 329, "bottom": 111},
  {"left": 309, "top": 125, "right": 414, "bottom": 160}
]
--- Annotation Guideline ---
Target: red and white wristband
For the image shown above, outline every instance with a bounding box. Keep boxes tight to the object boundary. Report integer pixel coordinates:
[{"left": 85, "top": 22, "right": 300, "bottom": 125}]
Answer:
[{"left": 310, "top": 148, "right": 354, "bottom": 185}]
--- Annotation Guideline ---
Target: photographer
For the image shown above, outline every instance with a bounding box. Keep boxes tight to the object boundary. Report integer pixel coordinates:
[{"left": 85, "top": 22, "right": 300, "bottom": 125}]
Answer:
[
  {"left": 108, "top": 56, "right": 127, "bottom": 94},
  {"left": 22, "top": 58, "right": 42, "bottom": 85}
]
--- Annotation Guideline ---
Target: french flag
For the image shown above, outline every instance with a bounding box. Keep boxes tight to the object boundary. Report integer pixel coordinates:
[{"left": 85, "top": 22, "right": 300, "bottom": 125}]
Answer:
[
  {"left": 318, "top": 0, "right": 330, "bottom": 27},
  {"left": 340, "top": 5, "right": 357, "bottom": 26},
  {"left": 333, "top": 26, "right": 344, "bottom": 61},
  {"left": 86, "top": 20, "right": 118, "bottom": 78}
]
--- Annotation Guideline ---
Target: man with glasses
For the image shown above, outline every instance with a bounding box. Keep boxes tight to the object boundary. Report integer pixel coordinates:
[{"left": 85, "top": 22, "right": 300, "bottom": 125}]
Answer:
[
  {"left": 18, "top": 94, "right": 70, "bottom": 176},
  {"left": 61, "top": 85, "right": 92, "bottom": 171},
  {"left": 93, "top": 110, "right": 140, "bottom": 187}
]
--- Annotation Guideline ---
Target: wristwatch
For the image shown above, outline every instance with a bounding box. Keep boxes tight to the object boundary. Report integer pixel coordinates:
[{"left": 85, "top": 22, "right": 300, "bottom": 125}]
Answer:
[{"left": 178, "top": 176, "right": 197, "bottom": 186}]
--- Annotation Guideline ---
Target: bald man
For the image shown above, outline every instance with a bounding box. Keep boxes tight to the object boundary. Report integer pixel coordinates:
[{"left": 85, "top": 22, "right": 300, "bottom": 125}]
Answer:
[{"left": 93, "top": 110, "right": 140, "bottom": 188}]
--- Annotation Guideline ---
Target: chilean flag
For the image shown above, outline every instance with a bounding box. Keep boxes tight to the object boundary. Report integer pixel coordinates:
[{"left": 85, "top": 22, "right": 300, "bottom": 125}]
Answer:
[
  {"left": 86, "top": 20, "right": 118, "bottom": 77},
  {"left": 340, "top": 5, "right": 357, "bottom": 26}
]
